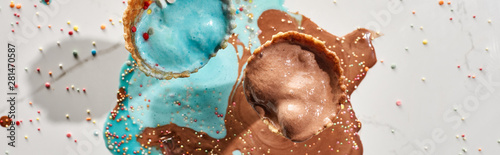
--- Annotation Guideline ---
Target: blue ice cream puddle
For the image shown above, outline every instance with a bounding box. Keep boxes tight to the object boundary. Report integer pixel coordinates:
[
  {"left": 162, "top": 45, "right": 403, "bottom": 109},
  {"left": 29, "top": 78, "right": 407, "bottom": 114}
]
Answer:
[
  {"left": 104, "top": 0, "right": 295, "bottom": 154},
  {"left": 134, "top": 0, "right": 230, "bottom": 74}
]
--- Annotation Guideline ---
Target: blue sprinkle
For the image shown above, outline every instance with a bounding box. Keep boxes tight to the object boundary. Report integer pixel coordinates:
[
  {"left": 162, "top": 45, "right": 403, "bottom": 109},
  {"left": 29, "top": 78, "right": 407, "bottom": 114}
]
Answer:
[{"left": 91, "top": 49, "right": 97, "bottom": 56}]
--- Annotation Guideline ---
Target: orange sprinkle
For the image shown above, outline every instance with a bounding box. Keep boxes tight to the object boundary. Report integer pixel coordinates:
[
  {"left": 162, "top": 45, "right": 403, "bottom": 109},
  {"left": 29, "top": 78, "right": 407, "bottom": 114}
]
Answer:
[
  {"left": 100, "top": 24, "right": 106, "bottom": 30},
  {"left": 10, "top": 1, "right": 15, "bottom": 8},
  {"left": 86, "top": 117, "right": 91, "bottom": 121},
  {"left": 16, "top": 3, "right": 21, "bottom": 9},
  {"left": 439, "top": 0, "right": 444, "bottom": 5},
  {"left": 37, "top": 25, "right": 41, "bottom": 28},
  {"left": 29, "top": 102, "right": 32, "bottom": 105},
  {"left": 109, "top": 18, "right": 113, "bottom": 22},
  {"left": 412, "top": 10, "right": 416, "bottom": 14},
  {"left": 447, "top": 1, "right": 451, "bottom": 5},
  {"left": 364, "top": 67, "right": 369, "bottom": 72}
]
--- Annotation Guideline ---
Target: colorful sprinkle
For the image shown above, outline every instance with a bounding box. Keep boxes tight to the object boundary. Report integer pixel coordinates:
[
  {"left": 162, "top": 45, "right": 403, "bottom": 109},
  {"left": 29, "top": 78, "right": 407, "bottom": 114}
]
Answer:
[
  {"left": 143, "top": 33, "right": 149, "bottom": 41},
  {"left": 396, "top": 100, "right": 402, "bottom": 106}
]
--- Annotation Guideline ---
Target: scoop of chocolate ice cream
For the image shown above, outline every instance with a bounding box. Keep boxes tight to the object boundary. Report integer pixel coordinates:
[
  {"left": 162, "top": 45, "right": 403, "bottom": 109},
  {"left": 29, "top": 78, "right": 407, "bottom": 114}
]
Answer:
[{"left": 244, "top": 31, "right": 346, "bottom": 142}]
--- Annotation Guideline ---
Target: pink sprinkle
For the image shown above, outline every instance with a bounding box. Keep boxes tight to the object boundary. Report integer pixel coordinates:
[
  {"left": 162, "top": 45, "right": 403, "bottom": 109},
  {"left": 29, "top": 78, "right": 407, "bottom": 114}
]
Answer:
[
  {"left": 82, "top": 88, "right": 86, "bottom": 92},
  {"left": 37, "top": 110, "right": 40, "bottom": 114},
  {"left": 67, "top": 133, "right": 72, "bottom": 138},
  {"left": 38, "top": 128, "right": 40, "bottom": 131},
  {"left": 45, "top": 82, "right": 50, "bottom": 88},
  {"left": 12, "top": 29, "right": 15, "bottom": 32},
  {"left": 473, "top": 15, "right": 476, "bottom": 18},
  {"left": 396, "top": 100, "right": 402, "bottom": 106},
  {"left": 457, "top": 65, "right": 460, "bottom": 68}
]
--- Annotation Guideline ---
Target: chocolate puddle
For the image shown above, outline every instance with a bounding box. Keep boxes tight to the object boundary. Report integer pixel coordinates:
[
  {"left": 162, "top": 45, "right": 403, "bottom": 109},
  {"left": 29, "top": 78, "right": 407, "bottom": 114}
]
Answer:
[{"left": 136, "top": 9, "right": 377, "bottom": 155}]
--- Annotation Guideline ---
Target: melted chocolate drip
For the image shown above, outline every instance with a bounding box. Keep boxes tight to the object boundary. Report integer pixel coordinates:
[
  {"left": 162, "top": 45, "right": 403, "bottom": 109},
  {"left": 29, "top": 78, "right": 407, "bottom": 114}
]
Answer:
[{"left": 0, "top": 116, "right": 12, "bottom": 127}]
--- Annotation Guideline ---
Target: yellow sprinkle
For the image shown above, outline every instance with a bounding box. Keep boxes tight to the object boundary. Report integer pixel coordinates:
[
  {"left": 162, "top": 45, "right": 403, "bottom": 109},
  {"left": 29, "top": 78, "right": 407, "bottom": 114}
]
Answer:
[
  {"left": 73, "top": 26, "right": 79, "bottom": 31},
  {"left": 67, "top": 21, "right": 71, "bottom": 25},
  {"left": 25, "top": 136, "right": 28, "bottom": 139},
  {"left": 422, "top": 40, "right": 428, "bottom": 45},
  {"left": 147, "top": 9, "right": 152, "bottom": 14}
]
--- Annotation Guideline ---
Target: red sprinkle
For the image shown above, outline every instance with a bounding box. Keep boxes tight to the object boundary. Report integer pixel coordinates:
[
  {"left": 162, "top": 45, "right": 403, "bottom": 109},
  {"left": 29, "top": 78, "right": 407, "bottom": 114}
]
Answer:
[
  {"left": 143, "top": 33, "right": 149, "bottom": 41},
  {"left": 131, "top": 26, "right": 137, "bottom": 32},
  {"left": 16, "top": 121, "right": 20, "bottom": 126},
  {"left": 143, "top": 1, "right": 151, "bottom": 9},
  {"left": 45, "top": 82, "right": 51, "bottom": 88},
  {"left": 67, "top": 133, "right": 72, "bottom": 138},
  {"left": 68, "top": 31, "right": 74, "bottom": 35}
]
